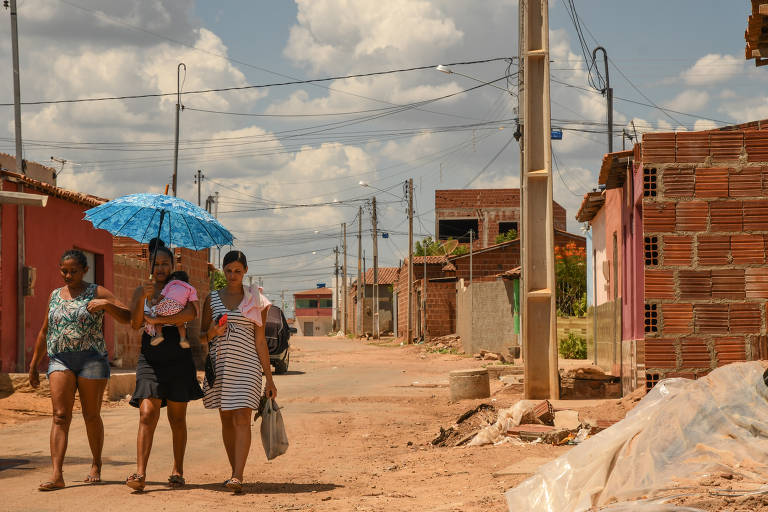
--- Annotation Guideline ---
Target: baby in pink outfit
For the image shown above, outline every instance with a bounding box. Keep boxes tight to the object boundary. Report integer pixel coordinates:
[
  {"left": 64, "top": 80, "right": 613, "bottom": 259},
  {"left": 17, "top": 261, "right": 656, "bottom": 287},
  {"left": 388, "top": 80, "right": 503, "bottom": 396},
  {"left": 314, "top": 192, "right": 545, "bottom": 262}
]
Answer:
[{"left": 146, "top": 270, "right": 199, "bottom": 348}]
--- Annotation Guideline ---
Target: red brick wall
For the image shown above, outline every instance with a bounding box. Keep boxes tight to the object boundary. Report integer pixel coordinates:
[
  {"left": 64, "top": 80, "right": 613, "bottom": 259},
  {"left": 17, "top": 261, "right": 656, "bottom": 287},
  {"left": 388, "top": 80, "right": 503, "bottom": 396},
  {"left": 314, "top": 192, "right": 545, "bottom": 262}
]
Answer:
[
  {"left": 641, "top": 130, "right": 768, "bottom": 381},
  {"left": 422, "top": 280, "right": 456, "bottom": 337}
]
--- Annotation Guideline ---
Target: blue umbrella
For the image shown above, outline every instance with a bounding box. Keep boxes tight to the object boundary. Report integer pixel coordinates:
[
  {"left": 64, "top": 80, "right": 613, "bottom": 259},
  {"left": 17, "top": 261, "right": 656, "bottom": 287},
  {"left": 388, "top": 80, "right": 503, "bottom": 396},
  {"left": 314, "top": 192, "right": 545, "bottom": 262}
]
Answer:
[{"left": 84, "top": 193, "right": 234, "bottom": 274}]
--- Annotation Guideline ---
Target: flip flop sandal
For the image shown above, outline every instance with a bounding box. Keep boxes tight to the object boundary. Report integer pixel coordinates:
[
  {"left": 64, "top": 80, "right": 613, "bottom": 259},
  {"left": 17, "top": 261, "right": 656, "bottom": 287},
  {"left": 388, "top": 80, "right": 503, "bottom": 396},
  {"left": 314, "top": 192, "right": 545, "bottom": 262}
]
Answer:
[
  {"left": 167, "top": 474, "right": 185, "bottom": 487},
  {"left": 225, "top": 478, "right": 243, "bottom": 493},
  {"left": 38, "top": 481, "right": 65, "bottom": 492},
  {"left": 84, "top": 474, "right": 101, "bottom": 484},
  {"left": 125, "top": 473, "right": 146, "bottom": 491}
]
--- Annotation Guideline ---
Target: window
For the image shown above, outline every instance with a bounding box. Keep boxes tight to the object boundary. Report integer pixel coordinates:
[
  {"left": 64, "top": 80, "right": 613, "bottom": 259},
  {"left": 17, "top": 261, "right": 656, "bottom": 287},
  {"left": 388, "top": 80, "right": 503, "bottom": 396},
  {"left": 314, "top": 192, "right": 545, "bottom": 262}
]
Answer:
[
  {"left": 319, "top": 299, "right": 333, "bottom": 308},
  {"left": 296, "top": 299, "right": 319, "bottom": 309},
  {"left": 498, "top": 222, "right": 518, "bottom": 235},
  {"left": 438, "top": 219, "right": 478, "bottom": 242}
]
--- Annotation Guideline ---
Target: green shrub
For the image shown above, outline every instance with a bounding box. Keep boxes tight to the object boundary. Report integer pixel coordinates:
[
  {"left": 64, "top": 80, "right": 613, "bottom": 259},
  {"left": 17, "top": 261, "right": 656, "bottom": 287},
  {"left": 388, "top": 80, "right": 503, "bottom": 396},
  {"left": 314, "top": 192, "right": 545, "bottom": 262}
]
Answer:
[{"left": 558, "top": 332, "right": 587, "bottom": 359}]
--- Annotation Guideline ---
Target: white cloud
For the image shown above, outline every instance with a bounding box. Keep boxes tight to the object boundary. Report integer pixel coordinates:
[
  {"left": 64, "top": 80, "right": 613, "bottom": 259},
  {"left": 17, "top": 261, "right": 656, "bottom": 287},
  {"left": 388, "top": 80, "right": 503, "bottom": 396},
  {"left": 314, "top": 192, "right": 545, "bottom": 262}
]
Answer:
[
  {"left": 693, "top": 119, "right": 719, "bottom": 131},
  {"left": 681, "top": 54, "right": 745, "bottom": 86},
  {"left": 664, "top": 90, "right": 709, "bottom": 113}
]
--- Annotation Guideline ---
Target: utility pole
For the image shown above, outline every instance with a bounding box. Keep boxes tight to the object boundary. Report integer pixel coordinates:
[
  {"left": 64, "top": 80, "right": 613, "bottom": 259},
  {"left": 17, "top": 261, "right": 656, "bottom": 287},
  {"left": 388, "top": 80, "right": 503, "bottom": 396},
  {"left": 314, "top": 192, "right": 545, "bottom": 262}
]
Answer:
[
  {"left": 172, "top": 63, "right": 186, "bottom": 197},
  {"left": 214, "top": 191, "right": 220, "bottom": 267},
  {"left": 407, "top": 178, "right": 414, "bottom": 344},
  {"left": 334, "top": 246, "right": 340, "bottom": 331},
  {"left": 362, "top": 250, "right": 367, "bottom": 333},
  {"left": 371, "top": 197, "right": 379, "bottom": 339},
  {"left": 469, "top": 229, "right": 474, "bottom": 285},
  {"left": 194, "top": 169, "right": 205, "bottom": 206},
  {"left": 592, "top": 47, "right": 613, "bottom": 153},
  {"left": 9, "top": 0, "right": 26, "bottom": 372},
  {"left": 342, "top": 223, "right": 348, "bottom": 334},
  {"left": 205, "top": 195, "right": 214, "bottom": 264},
  {"left": 281, "top": 290, "right": 286, "bottom": 312},
  {"left": 520, "top": 0, "right": 558, "bottom": 399},
  {"left": 357, "top": 206, "right": 363, "bottom": 337}
]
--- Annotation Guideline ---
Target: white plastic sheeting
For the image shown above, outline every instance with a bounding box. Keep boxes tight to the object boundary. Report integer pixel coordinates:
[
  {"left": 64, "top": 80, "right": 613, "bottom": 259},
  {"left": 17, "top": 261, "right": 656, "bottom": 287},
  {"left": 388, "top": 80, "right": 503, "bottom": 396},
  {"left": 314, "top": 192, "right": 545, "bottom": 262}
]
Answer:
[{"left": 505, "top": 362, "right": 768, "bottom": 511}]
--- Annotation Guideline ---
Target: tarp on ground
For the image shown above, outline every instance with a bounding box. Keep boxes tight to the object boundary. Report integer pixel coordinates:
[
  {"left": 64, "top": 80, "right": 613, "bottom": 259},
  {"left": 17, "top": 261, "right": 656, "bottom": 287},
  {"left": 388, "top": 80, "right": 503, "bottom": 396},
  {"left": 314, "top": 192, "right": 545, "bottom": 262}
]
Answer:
[{"left": 505, "top": 362, "right": 768, "bottom": 511}]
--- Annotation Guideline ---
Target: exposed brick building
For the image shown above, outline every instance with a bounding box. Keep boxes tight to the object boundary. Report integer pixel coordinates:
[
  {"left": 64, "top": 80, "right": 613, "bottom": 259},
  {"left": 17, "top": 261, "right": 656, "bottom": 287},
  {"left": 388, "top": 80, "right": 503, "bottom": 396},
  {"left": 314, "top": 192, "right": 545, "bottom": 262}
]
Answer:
[
  {"left": 346, "top": 267, "right": 398, "bottom": 335},
  {"left": 435, "top": 189, "right": 567, "bottom": 248},
  {"left": 640, "top": 126, "right": 768, "bottom": 387},
  {"left": 294, "top": 287, "right": 333, "bottom": 336}
]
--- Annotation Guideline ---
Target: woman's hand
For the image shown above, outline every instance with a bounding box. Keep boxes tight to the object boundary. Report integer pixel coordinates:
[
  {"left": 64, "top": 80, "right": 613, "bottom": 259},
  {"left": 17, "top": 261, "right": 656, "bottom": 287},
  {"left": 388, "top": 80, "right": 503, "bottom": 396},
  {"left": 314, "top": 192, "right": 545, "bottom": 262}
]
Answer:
[
  {"left": 28, "top": 366, "right": 40, "bottom": 388},
  {"left": 265, "top": 379, "right": 277, "bottom": 399},
  {"left": 144, "top": 315, "right": 161, "bottom": 325},
  {"left": 207, "top": 322, "right": 227, "bottom": 340},
  {"left": 142, "top": 281, "right": 155, "bottom": 299},
  {"left": 86, "top": 298, "right": 110, "bottom": 313}
]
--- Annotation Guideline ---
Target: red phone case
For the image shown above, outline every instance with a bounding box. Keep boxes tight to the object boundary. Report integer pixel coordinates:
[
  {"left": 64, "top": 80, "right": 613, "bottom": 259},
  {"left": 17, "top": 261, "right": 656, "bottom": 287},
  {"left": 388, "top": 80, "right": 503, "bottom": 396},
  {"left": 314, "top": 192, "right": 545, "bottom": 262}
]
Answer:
[{"left": 218, "top": 314, "right": 228, "bottom": 326}]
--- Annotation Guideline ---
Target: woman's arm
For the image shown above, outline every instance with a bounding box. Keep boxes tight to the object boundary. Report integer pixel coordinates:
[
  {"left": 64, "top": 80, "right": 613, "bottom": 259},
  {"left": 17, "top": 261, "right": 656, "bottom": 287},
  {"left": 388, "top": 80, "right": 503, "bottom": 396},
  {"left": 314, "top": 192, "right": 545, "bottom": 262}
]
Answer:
[
  {"left": 198, "top": 294, "right": 225, "bottom": 346},
  {"left": 88, "top": 286, "right": 132, "bottom": 324},
  {"left": 254, "top": 306, "right": 277, "bottom": 399},
  {"left": 145, "top": 302, "right": 196, "bottom": 325},
  {"left": 130, "top": 283, "right": 152, "bottom": 330},
  {"left": 28, "top": 313, "right": 49, "bottom": 388}
]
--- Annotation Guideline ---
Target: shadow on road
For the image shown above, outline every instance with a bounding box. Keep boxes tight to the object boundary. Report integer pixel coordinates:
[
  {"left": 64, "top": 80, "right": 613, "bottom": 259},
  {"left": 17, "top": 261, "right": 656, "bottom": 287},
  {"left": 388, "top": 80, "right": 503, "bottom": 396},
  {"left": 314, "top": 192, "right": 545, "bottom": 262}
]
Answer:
[
  {"left": 139, "top": 481, "right": 342, "bottom": 495},
  {"left": 276, "top": 370, "right": 306, "bottom": 376},
  {"left": 0, "top": 456, "right": 134, "bottom": 476}
]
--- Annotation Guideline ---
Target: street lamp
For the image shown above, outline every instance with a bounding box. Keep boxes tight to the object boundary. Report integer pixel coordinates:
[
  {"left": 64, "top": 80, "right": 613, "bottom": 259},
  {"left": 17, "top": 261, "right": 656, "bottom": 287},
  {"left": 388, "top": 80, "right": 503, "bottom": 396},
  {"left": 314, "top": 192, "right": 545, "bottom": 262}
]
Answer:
[
  {"left": 435, "top": 65, "right": 511, "bottom": 94},
  {"left": 359, "top": 181, "right": 403, "bottom": 200}
]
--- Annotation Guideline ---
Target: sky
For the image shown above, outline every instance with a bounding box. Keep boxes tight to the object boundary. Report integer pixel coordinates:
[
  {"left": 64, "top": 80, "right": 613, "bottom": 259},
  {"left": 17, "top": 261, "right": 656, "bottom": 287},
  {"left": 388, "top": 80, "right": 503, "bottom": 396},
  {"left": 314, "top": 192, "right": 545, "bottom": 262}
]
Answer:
[{"left": 1, "top": 1, "right": 765, "bottom": 316}]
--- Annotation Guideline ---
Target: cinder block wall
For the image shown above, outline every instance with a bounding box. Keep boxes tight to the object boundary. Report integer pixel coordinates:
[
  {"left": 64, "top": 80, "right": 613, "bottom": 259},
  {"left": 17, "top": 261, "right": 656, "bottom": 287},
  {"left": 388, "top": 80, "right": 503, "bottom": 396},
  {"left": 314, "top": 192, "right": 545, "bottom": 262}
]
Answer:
[{"left": 642, "top": 130, "right": 768, "bottom": 384}]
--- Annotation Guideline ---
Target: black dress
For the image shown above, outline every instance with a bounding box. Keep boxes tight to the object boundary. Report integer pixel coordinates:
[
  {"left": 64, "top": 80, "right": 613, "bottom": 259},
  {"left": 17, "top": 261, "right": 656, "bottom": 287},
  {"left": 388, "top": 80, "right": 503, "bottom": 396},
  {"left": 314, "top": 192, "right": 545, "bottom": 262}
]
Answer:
[{"left": 129, "top": 325, "right": 203, "bottom": 408}]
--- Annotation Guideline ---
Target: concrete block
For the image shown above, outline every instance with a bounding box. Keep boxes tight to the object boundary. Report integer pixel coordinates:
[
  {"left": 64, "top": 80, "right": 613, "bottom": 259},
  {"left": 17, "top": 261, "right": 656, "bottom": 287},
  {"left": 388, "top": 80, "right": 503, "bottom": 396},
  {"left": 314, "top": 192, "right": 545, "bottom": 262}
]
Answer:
[
  {"left": 553, "top": 410, "right": 580, "bottom": 430},
  {"left": 449, "top": 368, "right": 490, "bottom": 400},
  {"left": 107, "top": 372, "right": 136, "bottom": 401}
]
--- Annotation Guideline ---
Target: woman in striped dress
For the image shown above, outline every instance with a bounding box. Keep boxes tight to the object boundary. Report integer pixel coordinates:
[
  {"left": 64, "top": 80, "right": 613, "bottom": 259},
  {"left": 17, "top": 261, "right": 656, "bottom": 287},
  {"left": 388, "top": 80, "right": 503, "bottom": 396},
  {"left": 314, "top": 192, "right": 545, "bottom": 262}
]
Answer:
[{"left": 200, "top": 250, "right": 276, "bottom": 493}]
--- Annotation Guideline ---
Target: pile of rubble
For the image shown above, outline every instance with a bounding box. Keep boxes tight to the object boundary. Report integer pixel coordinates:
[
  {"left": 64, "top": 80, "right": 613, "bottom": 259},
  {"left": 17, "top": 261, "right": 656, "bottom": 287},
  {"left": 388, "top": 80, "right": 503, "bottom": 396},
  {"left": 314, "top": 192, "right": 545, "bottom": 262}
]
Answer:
[
  {"left": 433, "top": 399, "right": 610, "bottom": 448},
  {"left": 421, "top": 334, "right": 463, "bottom": 352},
  {"left": 472, "top": 349, "right": 515, "bottom": 363},
  {"left": 559, "top": 366, "right": 620, "bottom": 399}
]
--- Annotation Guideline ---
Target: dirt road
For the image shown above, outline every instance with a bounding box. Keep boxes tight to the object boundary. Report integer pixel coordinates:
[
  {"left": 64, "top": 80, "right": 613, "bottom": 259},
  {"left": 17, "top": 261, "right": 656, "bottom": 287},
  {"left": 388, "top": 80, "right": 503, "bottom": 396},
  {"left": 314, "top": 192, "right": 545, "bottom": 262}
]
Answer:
[{"left": 0, "top": 336, "right": 601, "bottom": 511}]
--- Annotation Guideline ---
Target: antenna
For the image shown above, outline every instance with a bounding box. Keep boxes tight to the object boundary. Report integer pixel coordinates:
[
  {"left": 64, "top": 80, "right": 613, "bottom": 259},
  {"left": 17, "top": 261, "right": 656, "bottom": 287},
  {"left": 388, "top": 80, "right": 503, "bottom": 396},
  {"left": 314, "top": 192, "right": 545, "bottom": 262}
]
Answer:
[{"left": 439, "top": 239, "right": 459, "bottom": 255}]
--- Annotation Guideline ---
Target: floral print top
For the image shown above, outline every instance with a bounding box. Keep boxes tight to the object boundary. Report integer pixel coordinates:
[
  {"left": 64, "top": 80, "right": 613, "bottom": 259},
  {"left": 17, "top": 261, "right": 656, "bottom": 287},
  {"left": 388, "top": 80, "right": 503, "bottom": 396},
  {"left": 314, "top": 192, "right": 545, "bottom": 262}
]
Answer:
[{"left": 46, "top": 283, "right": 105, "bottom": 355}]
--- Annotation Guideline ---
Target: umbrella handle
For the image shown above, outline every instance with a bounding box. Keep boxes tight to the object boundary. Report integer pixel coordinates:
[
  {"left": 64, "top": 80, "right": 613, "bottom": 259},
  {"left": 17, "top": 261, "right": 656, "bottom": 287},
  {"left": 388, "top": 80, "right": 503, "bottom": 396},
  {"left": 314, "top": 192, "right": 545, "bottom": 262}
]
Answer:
[{"left": 149, "top": 210, "right": 167, "bottom": 280}]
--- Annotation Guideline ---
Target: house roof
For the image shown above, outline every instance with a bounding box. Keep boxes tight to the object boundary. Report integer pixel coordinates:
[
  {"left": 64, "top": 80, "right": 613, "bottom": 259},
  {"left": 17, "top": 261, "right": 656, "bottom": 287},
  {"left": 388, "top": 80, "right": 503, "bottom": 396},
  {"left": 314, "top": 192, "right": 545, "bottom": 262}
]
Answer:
[
  {"left": 0, "top": 169, "right": 107, "bottom": 208},
  {"left": 576, "top": 191, "right": 606, "bottom": 223},
  {"left": 447, "top": 238, "right": 519, "bottom": 261},
  {"left": 497, "top": 266, "right": 521, "bottom": 279},
  {"left": 598, "top": 149, "right": 633, "bottom": 189},
  {"left": 411, "top": 255, "right": 450, "bottom": 265},
  {"left": 294, "top": 287, "right": 333, "bottom": 297},
  {"left": 354, "top": 267, "right": 399, "bottom": 286}
]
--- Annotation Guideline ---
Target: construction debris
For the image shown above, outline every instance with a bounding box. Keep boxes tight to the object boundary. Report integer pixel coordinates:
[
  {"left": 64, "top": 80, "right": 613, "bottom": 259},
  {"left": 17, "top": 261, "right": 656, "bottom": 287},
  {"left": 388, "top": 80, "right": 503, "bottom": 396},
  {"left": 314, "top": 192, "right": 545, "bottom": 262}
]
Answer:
[
  {"left": 431, "top": 403, "right": 496, "bottom": 447},
  {"left": 559, "top": 366, "right": 621, "bottom": 399},
  {"left": 422, "top": 334, "right": 462, "bottom": 352},
  {"left": 505, "top": 362, "right": 768, "bottom": 511}
]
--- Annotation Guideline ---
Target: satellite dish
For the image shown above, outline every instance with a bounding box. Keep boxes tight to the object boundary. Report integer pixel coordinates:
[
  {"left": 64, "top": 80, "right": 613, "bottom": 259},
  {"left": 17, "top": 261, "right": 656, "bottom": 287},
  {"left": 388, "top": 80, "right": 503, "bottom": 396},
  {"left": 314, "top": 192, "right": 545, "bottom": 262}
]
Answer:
[{"left": 439, "top": 239, "right": 459, "bottom": 255}]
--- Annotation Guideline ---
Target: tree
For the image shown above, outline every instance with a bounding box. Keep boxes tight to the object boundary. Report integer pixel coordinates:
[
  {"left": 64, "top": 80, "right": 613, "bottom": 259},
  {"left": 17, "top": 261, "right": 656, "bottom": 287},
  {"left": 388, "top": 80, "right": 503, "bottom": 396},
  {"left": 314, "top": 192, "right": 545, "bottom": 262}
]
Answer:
[
  {"left": 495, "top": 229, "right": 518, "bottom": 245},
  {"left": 414, "top": 236, "right": 467, "bottom": 256},
  {"left": 210, "top": 269, "right": 227, "bottom": 290},
  {"left": 555, "top": 242, "right": 587, "bottom": 317}
]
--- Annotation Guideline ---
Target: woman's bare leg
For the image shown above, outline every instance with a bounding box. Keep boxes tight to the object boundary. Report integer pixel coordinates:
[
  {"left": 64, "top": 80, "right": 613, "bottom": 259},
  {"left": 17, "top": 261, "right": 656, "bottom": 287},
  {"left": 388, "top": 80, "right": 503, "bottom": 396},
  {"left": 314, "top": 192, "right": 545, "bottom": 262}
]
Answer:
[
  {"left": 136, "top": 398, "right": 161, "bottom": 476},
  {"left": 219, "top": 410, "right": 236, "bottom": 477},
  {"left": 77, "top": 377, "right": 108, "bottom": 480},
  {"left": 48, "top": 371, "right": 77, "bottom": 486},
  {"left": 166, "top": 400, "right": 188, "bottom": 479},
  {"left": 231, "top": 408, "right": 252, "bottom": 481}
]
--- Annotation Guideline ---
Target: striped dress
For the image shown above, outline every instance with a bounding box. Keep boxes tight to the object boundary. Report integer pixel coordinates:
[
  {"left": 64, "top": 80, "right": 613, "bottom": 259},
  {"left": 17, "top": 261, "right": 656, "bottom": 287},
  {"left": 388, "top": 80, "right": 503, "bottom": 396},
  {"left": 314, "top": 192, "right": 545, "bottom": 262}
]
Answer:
[{"left": 203, "top": 291, "right": 263, "bottom": 410}]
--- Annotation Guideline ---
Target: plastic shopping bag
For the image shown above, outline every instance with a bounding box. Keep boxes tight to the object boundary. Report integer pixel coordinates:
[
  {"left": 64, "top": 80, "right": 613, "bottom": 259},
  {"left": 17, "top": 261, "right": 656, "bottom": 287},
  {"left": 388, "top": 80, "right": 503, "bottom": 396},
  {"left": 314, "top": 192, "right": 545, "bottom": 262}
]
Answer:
[{"left": 260, "top": 398, "right": 289, "bottom": 460}]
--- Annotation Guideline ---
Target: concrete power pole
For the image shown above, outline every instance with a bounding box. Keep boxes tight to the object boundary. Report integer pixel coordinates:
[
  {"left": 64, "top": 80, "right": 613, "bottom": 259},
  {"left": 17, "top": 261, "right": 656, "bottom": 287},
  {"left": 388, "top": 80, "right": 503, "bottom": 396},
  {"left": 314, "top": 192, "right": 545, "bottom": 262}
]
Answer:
[
  {"left": 357, "top": 206, "right": 363, "bottom": 337},
  {"left": 194, "top": 169, "right": 205, "bottom": 206},
  {"left": 342, "top": 223, "right": 348, "bottom": 334},
  {"left": 592, "top": 47, "right": 613, "bottom": 154},
  {"left": 520, "top": 0, "right": 558, "bottom": 399},
  {"left": 371, "top": 197, "right": 379, "bottom": 339},
  {"left": 334, "top": 246, "right": 339, "bottom": 331},
  {"left": 407, "top": 178, "right": 414, "bottom": 344},
  {"left": 10, "top": 0, "right": 26, "bottom": 372},
  {"left": 172, "top": 63, "right": 185, "bottom": 197}
]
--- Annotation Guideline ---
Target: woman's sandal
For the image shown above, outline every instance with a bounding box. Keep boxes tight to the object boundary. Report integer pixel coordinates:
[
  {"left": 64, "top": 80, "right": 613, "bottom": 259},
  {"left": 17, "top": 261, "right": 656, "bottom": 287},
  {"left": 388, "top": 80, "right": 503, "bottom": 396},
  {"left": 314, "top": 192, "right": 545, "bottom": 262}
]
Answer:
[
  {"left": 167, "top": 474, "right": 185, "bottom": 487},
  {"left": 125, "top": 473, "right": 146, "bottom": 491},
  {"left": 38, "top": 481, "right": 65, "bottom": 492},
  {"left": 225, "top": 478, "right": 243, "bottom": 493},
  {"left": 84, "top": 474, "right": 101, "bottom": 484}
]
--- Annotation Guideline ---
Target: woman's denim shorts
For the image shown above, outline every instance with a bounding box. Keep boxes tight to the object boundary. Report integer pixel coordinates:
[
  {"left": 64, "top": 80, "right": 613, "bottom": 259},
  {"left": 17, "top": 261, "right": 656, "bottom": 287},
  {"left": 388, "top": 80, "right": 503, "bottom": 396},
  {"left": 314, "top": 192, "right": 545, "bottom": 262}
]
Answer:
[{"left": 47, "top": 350, "right": 110, "bottom": 379}]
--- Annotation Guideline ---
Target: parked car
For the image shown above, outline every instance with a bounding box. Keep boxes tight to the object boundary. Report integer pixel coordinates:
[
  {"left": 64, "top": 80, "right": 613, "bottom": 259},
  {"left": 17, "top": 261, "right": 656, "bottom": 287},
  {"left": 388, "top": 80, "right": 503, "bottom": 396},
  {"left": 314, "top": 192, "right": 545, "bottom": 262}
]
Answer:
[{"left": 265, "top": 305, "right": 295, "bottom": 374}]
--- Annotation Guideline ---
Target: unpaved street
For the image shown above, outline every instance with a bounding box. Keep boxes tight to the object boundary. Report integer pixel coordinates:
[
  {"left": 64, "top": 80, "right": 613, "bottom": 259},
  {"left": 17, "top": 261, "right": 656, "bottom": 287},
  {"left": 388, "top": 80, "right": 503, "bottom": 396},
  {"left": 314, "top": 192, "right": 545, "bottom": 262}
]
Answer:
[{"left": 0, "top": 337, "right": 613, "bottom": 511}]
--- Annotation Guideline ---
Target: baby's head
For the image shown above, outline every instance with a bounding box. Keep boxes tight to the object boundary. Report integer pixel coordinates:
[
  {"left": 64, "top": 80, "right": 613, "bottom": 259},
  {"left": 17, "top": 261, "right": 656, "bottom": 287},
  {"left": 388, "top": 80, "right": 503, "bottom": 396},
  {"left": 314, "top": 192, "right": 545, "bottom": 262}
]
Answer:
[{"left": 169, "top": 270, "right": 190, "bottom": 283}]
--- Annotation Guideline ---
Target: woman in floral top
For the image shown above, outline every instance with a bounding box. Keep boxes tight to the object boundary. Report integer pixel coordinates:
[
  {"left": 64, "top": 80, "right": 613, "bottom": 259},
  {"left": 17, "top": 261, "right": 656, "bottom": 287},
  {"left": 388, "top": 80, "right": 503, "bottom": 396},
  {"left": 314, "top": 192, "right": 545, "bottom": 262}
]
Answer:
[{"left": 28, "top": 249, "right": 131, "bottom": 491}]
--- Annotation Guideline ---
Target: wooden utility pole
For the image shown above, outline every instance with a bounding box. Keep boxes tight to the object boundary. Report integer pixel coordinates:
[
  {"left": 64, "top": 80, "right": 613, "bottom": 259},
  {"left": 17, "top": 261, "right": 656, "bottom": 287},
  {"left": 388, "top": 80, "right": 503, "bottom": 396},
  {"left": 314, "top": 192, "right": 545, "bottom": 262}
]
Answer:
[
  {"left": 371, "top": 197, "right": 379, "bottom": 339},
  {"left": 334, "top": 246, "right": 339, "bottom": 331},
  {"left": 194, "top": 169, "right": 204, "bottom": 206},
  {"left": 342, "top": 223, "right": 348, "bottom": 334},
  {"left": 407, "top": 178, "right": 414, "bottom": 344},
  {"left": 172, "top": 63, "right": 185, "bottom": 197},
  {"left": 520, "top": 0, "right": 558, "bottom": 399},
  {"left": 357, "top": 206, "right": 363, "bottom": 337}
]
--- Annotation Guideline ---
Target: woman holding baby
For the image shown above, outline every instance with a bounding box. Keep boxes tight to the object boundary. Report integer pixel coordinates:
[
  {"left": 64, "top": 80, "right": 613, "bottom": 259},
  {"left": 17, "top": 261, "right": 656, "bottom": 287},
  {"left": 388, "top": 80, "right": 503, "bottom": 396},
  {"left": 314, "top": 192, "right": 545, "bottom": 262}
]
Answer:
[{"left": 125, "top": 238, "right": 203, "bottom": 490}]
